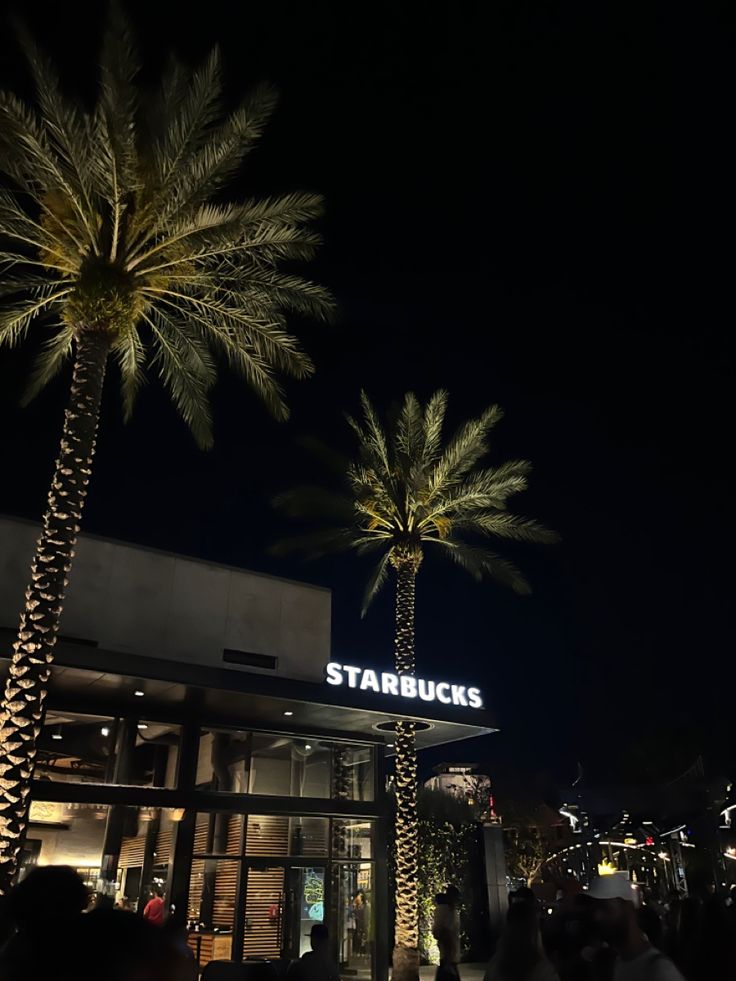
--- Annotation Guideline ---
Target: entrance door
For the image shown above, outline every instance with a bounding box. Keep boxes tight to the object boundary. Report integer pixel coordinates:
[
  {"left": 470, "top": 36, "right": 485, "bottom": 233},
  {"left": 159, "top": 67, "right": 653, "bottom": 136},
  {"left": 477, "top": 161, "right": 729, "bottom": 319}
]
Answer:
[
  {"left": 284, "top": 867, "right": 326, "bottom": 959},
  {"left": 242, "top": 866, "right": 285, "bottom": 960},
  {"left": 242, "top": 864, "right": 327, "bottom": 963}
]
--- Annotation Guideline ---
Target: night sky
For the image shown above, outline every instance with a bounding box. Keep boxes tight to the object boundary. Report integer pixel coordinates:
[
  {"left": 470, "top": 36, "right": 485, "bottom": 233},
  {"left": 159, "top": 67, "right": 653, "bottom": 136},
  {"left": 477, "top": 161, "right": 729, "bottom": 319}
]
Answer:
[{"left": 0, "top": 1, "right": 733, "bottom": 797}]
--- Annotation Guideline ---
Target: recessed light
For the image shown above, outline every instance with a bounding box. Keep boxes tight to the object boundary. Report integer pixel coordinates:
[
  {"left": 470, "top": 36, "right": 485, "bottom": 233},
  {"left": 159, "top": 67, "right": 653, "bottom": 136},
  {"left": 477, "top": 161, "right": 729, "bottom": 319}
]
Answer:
[
  {"left": 137, "top": 723, "right": 148, "bottom": 730},
  {"left": 101, "top": 726, "right": 110, "bottom": 737},
  {"left": 283, "top": 711, "right": 293, "bottom": 717},
  {"left": 134, "top": 690, "right": 144, "bottom": 697}
]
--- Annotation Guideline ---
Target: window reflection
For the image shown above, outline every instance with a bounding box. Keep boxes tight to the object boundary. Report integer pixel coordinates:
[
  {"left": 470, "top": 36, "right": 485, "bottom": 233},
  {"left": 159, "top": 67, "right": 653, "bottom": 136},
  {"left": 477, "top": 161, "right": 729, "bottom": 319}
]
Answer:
[
  {"left": 197, "top": 729, "right": 374, "bottom": 801},
  {"left": 38, "top": 712, "right": 180, "bottom": 788}
]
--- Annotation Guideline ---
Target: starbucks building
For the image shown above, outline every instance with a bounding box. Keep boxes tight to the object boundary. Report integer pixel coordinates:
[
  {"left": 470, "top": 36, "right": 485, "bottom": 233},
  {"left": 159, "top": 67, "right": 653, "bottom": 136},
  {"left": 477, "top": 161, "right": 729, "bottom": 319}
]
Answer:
[{"left": 0, "top": 516, "right": 495, "bottom": 979}]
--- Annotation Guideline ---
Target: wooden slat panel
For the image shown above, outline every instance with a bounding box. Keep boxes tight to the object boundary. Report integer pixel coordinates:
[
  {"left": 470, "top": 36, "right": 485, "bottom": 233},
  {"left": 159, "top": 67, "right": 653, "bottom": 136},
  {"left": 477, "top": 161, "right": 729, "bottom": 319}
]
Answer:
[
  {"left": 246, "top": 815, "right": 288, "bottom": 856},
  {"left": 243, "top": 867, "right": 284, "bottom": 959},
  {"left": 188, "top": 858, "right": 205, "bottom": 922},
  {"left": 193, "top": 812, "right": 209, "bottom": 853},
  {"left": 119, "top": 834, "right": 146, "bottom": 869},
  {"left": 155, "top": 827, "right": 173, "bottom": 863},
  {"left": 213, "top": 859, "right": 238, "bottom": 927},
  {"left": 226, "top": 814, "right": 242, "bottom": 855}
]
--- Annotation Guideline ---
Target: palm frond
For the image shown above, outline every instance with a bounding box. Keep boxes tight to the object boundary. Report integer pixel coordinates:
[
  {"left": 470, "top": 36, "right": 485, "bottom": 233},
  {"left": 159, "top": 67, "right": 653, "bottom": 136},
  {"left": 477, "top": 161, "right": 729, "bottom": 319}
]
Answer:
[
  {"left": 421, "top": 388, "right": 447, "bottom": 466},
  {"left": 270, "top": 528, "right": 356, "bottom": 560},
  {"left": 0, "top": 286, "right": 71, "bottom": 348},
  {"left": 273, "top": 487, "right": 355, "bottom": 524},
  {"left": 463, "top": 511, "right": 560, "bottom": 544},
  {"left": 432, "top": 539, "right": 532, "bottom": 594},
  {"left": 142, "top": 307, "right": 214, "bottom": 449},
  {"left": 427, "top": 404, "right": 504, "bottom": 499},
  {"left": 113, "top": 329, "right": 146, "bottom": 420},
  {"left": 20, "top": 323, "right": 74, "bottom": 404},
  {"left": 361, "top": 549, "right": 392, "bottom": 617}
]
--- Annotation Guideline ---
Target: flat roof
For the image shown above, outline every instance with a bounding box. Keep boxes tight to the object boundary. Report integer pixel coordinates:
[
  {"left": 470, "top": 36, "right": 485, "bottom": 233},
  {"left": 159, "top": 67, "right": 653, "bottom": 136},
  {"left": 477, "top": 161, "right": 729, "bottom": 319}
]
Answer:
[{"left": 0, "top": 513, "right": 330, "bottom": 593}]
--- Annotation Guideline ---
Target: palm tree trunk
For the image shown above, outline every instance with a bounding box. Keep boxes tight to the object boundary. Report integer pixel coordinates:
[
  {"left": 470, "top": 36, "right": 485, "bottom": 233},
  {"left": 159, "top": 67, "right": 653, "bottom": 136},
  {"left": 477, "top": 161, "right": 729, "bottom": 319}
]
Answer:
[
  {"left": 392, "top": 558, "right": 420, "bottom": 981},
  {"left": 0, "top": 330, "right": 110, "bottom": 892}
]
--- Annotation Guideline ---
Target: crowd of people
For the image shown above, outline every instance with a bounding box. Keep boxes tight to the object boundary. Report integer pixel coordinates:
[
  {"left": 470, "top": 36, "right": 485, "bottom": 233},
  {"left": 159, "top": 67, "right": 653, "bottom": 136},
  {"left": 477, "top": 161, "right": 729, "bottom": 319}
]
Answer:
[
  {"left": 0, "top": 866, "right": 196, "bottom": 981},
  {"left": 1, "top": 864, "right": 735, "bottom": 980},
  {"left": 430, "top": 877, "right": 736, "bottom": 981}
]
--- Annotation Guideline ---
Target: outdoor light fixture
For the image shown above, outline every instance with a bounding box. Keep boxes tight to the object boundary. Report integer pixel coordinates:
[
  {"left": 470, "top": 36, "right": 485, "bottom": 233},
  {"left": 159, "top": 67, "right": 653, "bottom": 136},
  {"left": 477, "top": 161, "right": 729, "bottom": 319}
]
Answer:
[{"left": 134, "top": 690, "right": 144, "bottom": 697}]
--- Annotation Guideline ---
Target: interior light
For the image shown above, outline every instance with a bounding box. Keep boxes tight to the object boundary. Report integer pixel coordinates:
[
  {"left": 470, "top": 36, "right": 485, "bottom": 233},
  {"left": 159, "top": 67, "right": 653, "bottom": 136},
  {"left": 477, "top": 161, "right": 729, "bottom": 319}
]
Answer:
[
  {"left": 101, "top": 726, "right": 110, "bottom": 737},
  {"left": 305, "top": 744, "right": 312, "bottom": 750},
  {"left": 134, "top": 690, "right": 144, "bottom": 697},
  {"left": 387, "top": 743, "right": 394, "bottom": 748},
  {"left": 51, "top": 731, "right": 63, "bottom": 741},
  {"left": 137, "top": 723, "right": 148, "bottom": 730},
  {"left": 283, "top": 711, "right": 293, "bottom": 717}
]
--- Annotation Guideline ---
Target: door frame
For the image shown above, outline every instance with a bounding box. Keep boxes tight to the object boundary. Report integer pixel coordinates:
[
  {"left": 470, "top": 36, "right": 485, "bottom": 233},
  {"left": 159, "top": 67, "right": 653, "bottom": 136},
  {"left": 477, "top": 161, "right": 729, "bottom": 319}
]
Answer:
[{"left": 238, "top": 858, "right": 330, "bottom": 964}]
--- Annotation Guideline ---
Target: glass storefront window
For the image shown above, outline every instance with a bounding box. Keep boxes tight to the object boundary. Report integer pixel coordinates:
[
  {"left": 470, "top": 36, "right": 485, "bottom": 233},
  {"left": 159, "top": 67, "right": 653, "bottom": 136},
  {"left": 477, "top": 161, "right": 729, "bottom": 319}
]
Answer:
[
  {"left": 37, "top": 712, "right": 180, "bottom": 788},
  {"left": 187, "top": 858, "right": 239, "bottom": 966},
  {"left": 245, "top": 815, "right": 328, "bottom": 857},
  {"left": 197, "top": 728, "right": 374, "bottom": 801},
  {"left": 333, "top": 819, "right": 373, "bottom": 859},
  {"left": 335, "top": 861, "right": 374, "bottom": 978},
  {"left": 23, "top": 801, "right": 175, "bottom": 914},
  {"left": 38, "top": 712, "right": 116, "bottom": 784}
]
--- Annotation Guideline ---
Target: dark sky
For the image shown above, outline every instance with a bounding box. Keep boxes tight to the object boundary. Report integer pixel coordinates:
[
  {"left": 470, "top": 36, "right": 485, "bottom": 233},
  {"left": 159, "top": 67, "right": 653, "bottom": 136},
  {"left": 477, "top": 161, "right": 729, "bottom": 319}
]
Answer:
[{"left": 1, "top": 1, "right": 734, "bottom": 796}]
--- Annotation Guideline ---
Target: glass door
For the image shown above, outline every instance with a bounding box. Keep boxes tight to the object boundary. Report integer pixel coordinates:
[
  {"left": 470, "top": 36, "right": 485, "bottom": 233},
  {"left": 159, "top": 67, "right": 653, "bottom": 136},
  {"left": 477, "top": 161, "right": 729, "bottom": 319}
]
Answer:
[
  {"left": 285, "top": 866, "right": 326, "bottom": 958},
  {"left": 242, "top": 863, "right": 327, "bottom": 963},
  {"left": 242, "top": 866, "right": 285, "bottom": 960}
]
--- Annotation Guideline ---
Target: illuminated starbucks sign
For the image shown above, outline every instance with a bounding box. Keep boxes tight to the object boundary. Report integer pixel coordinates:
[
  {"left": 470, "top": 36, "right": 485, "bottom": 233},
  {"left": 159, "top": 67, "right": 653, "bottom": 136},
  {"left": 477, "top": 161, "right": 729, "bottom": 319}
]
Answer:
[{"left": 325, "top": 662, "right": 483, "bottom": 709}]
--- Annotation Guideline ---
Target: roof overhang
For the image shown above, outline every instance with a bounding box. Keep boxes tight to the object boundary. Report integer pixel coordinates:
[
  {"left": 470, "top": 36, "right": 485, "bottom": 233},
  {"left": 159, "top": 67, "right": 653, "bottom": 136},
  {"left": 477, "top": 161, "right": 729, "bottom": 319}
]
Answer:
[{"left": 1, "top": 633, "right": 497, "bottom": 754}]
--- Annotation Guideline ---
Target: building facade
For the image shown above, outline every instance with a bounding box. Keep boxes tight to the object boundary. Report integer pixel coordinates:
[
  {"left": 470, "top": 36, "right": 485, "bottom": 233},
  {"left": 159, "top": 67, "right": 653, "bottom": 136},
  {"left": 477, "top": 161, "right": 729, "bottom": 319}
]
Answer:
[{"left": 0, "top": 517, "right": 495, "bottom": 979}]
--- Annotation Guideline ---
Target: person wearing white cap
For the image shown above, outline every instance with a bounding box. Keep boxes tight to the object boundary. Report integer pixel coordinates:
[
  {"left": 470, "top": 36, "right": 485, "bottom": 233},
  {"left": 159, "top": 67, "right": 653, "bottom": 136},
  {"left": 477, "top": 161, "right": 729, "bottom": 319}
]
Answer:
[{"left": 588, "top": 874, "right": 684, "bottom": 981}]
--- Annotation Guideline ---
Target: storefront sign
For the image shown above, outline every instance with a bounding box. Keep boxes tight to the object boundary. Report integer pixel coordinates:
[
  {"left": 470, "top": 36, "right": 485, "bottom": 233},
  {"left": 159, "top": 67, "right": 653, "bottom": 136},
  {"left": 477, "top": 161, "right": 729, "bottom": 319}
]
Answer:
[{"left": 325, "top": 662, "right": 483, "bottom": 708}]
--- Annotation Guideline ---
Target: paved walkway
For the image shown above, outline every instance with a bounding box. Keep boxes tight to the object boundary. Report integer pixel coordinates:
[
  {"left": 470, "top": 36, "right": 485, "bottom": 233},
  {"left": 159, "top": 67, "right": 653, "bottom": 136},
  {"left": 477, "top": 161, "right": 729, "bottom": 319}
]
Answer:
[{"left": 418, "top": 966, "right": 485, "bottom": 980}]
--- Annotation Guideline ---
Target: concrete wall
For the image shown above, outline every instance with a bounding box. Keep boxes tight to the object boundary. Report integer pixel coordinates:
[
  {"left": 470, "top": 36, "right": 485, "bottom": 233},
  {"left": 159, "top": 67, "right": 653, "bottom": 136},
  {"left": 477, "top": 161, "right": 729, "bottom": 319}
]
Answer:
[{"left": 0, "top": 516, "right": 331, "bottom": 682}]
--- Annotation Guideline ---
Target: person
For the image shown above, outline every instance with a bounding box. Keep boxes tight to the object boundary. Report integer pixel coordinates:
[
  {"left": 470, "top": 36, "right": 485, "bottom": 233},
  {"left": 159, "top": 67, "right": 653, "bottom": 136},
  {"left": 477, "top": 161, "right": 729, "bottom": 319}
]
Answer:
[
  {"left": 433, "top": 884, "right": 462, "bottom": 978},
  {"left": 286, "top": 923, "right": 340, "bottom": 981},
  {"left": 142, "top": 885, "right": 166, "bottom": 926},
  {"left": 353, "top": 891, "right": 366, "bottom": 954},
  {"left": 587, "top": 875, "right": 685, "bottom": 981},
  {"left": 483, "top": 902, "right": 559, "bottom": 981},
  {"left": 0, "top": 865, "right": 89, "bottom": 981},
  {"left": 75, "top": 907, "right": 191, "bottom": 981}
]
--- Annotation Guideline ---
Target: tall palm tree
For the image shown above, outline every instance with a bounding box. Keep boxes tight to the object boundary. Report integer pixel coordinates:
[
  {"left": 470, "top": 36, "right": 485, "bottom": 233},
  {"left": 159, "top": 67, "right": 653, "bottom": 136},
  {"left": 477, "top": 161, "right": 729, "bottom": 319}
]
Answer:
[
  {"left": 0, "top": 8, "right": 332, "bottom": 888},
  {"left": 274, "top": 390, "right": 558, "bottom": 981}
]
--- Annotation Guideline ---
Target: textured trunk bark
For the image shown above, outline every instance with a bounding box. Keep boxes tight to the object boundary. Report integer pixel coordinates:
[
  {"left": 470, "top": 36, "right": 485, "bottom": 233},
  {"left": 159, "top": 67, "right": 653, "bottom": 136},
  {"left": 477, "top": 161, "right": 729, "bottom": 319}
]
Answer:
[
  {"left": 392, "top": 559, "right": 420, "bottom": 981},
  {"left": 0, "top": 330, "right": 110, "bottom": 892}
]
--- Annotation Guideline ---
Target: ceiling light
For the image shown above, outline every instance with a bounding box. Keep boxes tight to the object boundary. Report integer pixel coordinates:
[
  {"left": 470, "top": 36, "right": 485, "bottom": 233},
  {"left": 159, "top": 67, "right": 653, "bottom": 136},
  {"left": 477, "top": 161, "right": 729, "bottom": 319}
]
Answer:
[
  {"left": 51, "top": 731, "right": 63, "bottom": 741},
  {"left": 387, "top": 743, "right": 394, "bottom": 748},
  {"left": 137, "top": 723, "right": 148, "bottom": 730},
  {"left": 283, "top": 711, "right": 293, "bottom": 717},
  {"left": 305, "top": 744, "right": 312, "bottom": 750},
  {"left": 134, "top": 690, "right": 144, "bottom": 697},
  {"left": 101, "top": 726, "right": 110, "bottom": 737}
]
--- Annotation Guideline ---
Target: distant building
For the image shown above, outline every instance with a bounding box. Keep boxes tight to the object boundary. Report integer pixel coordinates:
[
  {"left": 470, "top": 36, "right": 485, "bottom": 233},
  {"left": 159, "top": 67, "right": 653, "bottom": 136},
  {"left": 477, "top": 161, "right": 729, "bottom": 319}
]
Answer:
[
  {"left": 424, "top": 763, "right": 495, "bottom": 822},
  {"left": 424, "top": 763, "right": 507, "bottom": 932}
]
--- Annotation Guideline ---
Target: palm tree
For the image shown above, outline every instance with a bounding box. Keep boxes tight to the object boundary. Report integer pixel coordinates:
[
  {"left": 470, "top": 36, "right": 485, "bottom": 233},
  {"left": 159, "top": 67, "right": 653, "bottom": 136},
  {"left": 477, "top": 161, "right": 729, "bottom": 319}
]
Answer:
[
  {"left": 274, "top": 390, "right": 558, "bottom": 981},
  {"left": 0, "top": 8, "right": 332, "bottom": 888}
]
